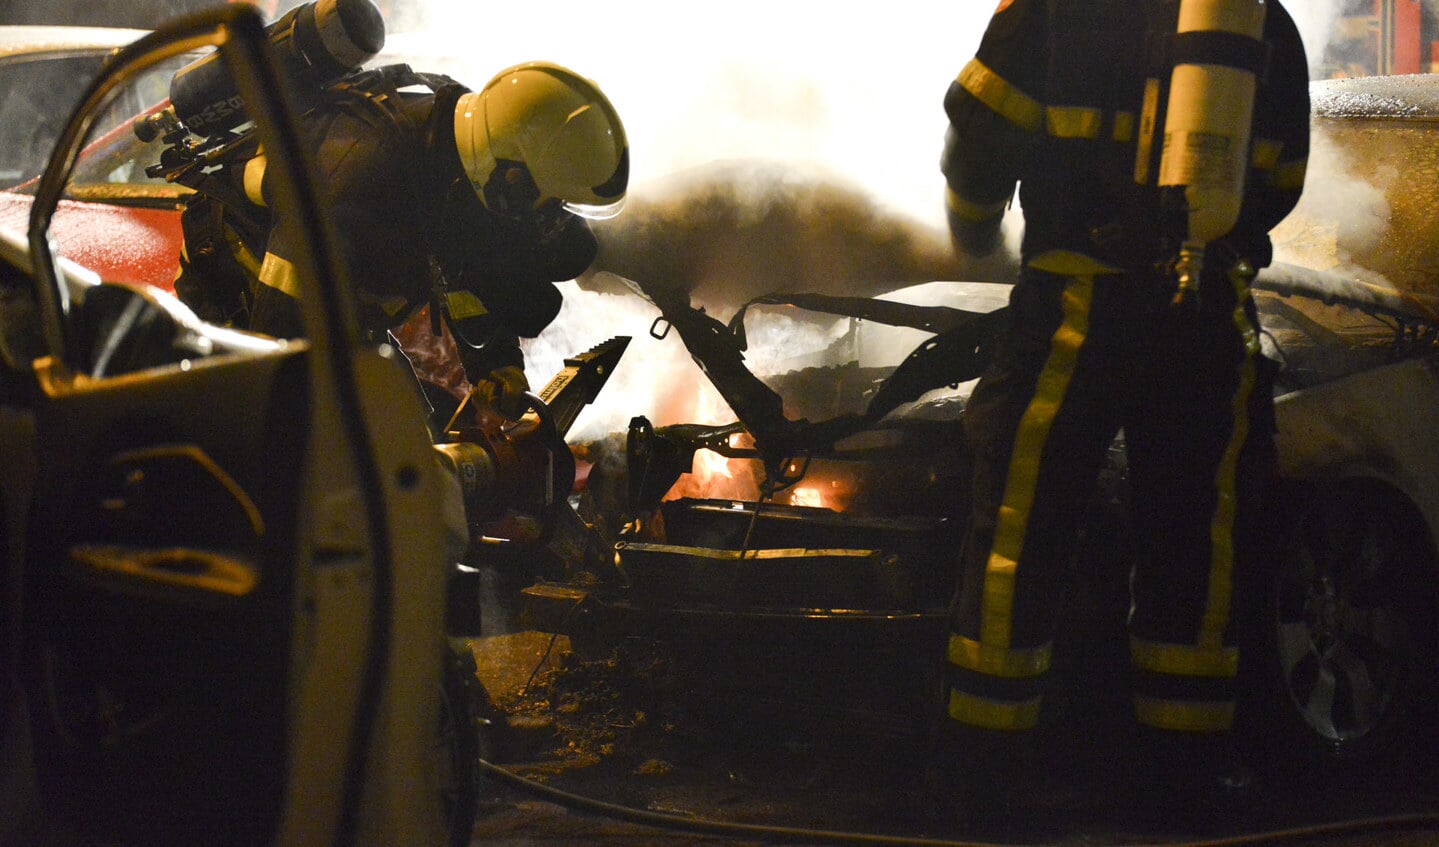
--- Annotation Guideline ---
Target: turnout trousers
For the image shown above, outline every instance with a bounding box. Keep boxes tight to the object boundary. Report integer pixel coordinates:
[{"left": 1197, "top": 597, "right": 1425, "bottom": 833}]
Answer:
[{"left": 944, "top": 250, "right": 1276, "bottom": 735}]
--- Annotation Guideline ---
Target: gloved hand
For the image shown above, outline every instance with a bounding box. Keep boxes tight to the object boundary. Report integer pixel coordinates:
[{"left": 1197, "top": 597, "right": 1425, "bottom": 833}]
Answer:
[{"left": 470, "top": 364, "right": 531, "bottom": 420}]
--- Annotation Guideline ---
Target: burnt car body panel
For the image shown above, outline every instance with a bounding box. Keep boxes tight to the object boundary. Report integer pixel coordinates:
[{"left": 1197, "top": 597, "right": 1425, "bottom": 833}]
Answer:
[
  {"left": 1245, "top": 74, "right": 1439, "bottom": 773},
  {"left": 515, "top": 76, "right": 1439, "bottom": 774}
]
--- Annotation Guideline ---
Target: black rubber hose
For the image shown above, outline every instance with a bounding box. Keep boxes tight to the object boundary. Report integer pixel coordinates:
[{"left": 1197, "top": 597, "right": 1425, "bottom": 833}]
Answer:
[{"left": 476, "top": 757, "right": 1439, "bottom": 847}]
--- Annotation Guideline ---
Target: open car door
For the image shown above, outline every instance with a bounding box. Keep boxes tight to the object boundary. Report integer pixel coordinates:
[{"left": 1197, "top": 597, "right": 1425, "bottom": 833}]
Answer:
[{"left": 1, "top": 7, "right": 460, "bottom": 845}]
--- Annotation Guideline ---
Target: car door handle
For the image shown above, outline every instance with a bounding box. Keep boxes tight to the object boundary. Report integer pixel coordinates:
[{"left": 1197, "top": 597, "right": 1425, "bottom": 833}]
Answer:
[{"left": 67, "top": 543, "right": 258, "bottom": 598}]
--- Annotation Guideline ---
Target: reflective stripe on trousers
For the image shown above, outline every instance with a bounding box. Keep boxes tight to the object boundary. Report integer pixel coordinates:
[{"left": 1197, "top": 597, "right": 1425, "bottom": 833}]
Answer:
[
  {"left": 945, "top": 252, "right": 1262, "bottom": 733},
  {"left": 1129, "top": 265, "right": 1262, "bottom": 733},
  {"left": 948, "top": 251, "right": 1103, "bottom": 731}
]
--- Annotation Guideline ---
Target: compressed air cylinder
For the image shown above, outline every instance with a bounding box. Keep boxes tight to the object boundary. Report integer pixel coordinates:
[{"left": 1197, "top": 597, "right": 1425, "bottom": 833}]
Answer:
[
  {"left": 169, "top": 0, "right": 386, "bottom": 137},
  {"left": 1157, "top": 0, "right": 1267, "bottom": 301}
]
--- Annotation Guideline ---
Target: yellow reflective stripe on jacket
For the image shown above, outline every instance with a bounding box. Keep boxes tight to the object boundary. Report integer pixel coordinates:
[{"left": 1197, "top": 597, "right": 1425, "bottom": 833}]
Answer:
[
  {"left": 357, "top": 290, "right": 411, "bottom": 318},
  {"left": 1134, "top": 696, "right": 1234, "bottom": 732},
  {"left": 1027, "top": 249, "right": 1122, "bottom": 277},
  {"left": 1134, "top": 78, "right": 1162, "bottom": 184},
  {"left": 1046, "top": 106, "right": 1102, "bottom": 139},
  {"left": 1111, "top": 111, "right": 1135, "bottom": 143},
  {"left": 443, "top": 290, "right": 489, "bottom": 321},
  {"left": 1130, "top": 637, "right": 1238, "bottom": 678},
  {"left": 243, "top": 153, "right": 267, "bottom": 207},
  {"left": 1250, "top": 138, "right": 1308, "bottom": 191},
  {"left": 1273, "top": 157, "right": 1308, "bottom": 191},
  {"left": 1047, "top": 107, "right": 1131, "bottom": 140},
  {"left": 948, "top": 634, "right": 1052, "bottom": 678},
  {"left": 958, "top": 58, "right": 1043, "bottom": 132},
  {"left": 258, "top": 252, "right": 301, "bottom": 298},
  {"left": 233, "top": 235, "right": 262, "bottom": 278},
  {"left": 946, "top": 185, "right": 1008, "bottom": 223},
  {"left": 948, "top": 688, "right": 1042, "bottom": 731},
  {"left": 981, "top": 268, "right": 1095, "bottom": 649},
  {"left": 960, "top": 60, "right": 1135, "bottom": 143},
  {"left": 263, "top": 251, "right": 409, "bottom": 317},
  {"left": 1250, "top": 138, "right": 1282, "bottom": 170}
]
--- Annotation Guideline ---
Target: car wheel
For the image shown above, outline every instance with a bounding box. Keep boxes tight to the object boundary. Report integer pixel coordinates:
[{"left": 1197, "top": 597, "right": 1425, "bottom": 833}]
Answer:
[
  {"left": 1257, "top": 479, "right": 1437, "bottom": 780},
  {"left": 438, "top": 640, "right": 485, "bottom": 847}
]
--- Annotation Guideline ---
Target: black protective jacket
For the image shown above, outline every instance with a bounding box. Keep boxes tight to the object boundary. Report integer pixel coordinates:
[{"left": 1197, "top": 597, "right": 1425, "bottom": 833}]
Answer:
[
  {"left": 940, "top": 0, "right": 1309, "bottom": 272},
  {"left": 938, "top": 0, "right": 1310, "bottom": 737},
  {"left": 174, "top": 65, "right": 597, "bottom": 379}
]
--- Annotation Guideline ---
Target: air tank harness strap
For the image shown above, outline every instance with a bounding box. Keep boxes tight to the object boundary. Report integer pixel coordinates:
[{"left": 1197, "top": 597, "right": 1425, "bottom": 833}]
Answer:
[
  {"left": 1171, "top": 30, "right": 1271, "bottom": 80},
  {"left": 319, "top": 63, "right": 461, "bottom": 134}
]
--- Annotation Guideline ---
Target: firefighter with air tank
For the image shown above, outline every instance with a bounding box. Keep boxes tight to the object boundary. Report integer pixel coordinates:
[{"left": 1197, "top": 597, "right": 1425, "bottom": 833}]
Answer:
[
  {"left": 152, "top": 0, "right": 628, "bottom": 423},
  {"left": 934, "top": 0, "right": 1310, "bottom": 818}
]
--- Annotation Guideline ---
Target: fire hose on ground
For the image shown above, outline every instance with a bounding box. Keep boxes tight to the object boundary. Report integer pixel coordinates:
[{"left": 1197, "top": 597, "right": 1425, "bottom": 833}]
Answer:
[{"left": 473, "top": 755, "right": 1439, "bottom": 847}]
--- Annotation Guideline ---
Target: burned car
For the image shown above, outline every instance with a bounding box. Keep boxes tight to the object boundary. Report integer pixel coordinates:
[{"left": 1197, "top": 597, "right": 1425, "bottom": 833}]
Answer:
[
  {"left": 1249, "top": 261, "right": 1439, "bottom": 780},
  {"left": 1250, "top": 71, "right": 1439, "bottom": 777},
  {"left": 509, "top": 281, "right": 1011, "bottom": 731},
  {"left": 1, "top": 11, "right": 1436, "bottom": 840},
  {"left": 500, "top": 75, "right": 1439, "bottom": 783},
  {"left": 0, "top": 8, "right": 478, "bottom": 846}
]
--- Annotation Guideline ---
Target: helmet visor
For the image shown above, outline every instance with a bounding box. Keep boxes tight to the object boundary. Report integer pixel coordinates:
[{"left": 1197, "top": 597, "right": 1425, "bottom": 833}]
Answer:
[
  {"left": 558, "top": 144, "right": 627, "bottom": 219},
  {"left": 562, "top": 196, "right": 626, "bottom": 220}
]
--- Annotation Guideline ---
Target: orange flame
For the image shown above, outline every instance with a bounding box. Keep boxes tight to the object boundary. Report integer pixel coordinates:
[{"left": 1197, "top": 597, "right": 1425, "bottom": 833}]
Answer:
[
  {"left": 788, "top": 487, "right": 824, "bottom": 508},
  {"left": 656, "top": 384, "right": 763, "bottom": 501},
  {"left": 694, "top": 447, "right": 734, "bottom": 482}
]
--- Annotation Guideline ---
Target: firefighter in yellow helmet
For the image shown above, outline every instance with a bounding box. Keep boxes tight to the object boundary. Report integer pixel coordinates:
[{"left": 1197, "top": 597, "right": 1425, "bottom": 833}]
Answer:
[
  {"left": 933, "top": 0, "right": 1309, "bottom": 820},
  {"left": 174, "top": 59, "right": 628, "bottom": 420}
]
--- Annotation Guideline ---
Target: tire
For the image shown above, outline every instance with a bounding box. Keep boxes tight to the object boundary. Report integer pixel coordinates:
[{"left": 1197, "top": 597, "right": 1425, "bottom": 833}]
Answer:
[
  {"left": 1251, "top": 479, "right": 1438, "bottom": 782},
  {"left": 438, "top": 641, "right": 484, "bottom": 847}
]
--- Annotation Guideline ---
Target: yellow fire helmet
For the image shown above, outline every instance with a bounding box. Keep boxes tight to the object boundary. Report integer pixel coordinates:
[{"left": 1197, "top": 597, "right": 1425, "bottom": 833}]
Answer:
[{"left": 453, "top": 61, "right": 628, "bottom": 221}]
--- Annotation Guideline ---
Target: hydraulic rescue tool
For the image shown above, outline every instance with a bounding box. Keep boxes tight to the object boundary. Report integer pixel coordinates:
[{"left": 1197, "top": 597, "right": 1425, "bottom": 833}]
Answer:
[{"left": 432, "top": 336, "right": 630, "bottom": 546}]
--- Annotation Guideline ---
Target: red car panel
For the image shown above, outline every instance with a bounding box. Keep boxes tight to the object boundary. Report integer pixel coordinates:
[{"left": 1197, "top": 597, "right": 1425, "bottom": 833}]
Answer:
[{"left": 0, "top": 191, "right": 182, "bottom": 292}]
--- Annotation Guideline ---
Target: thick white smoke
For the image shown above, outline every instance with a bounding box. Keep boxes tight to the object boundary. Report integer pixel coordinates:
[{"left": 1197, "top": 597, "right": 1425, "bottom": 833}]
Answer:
[
  {"left": 1269, "top": 129, "right": 1391, "bottom": 272},
  {"left": 375, "top": 1, "right": 1358, "bottom": 440},
  {"left": 382, "top": 2, "right": 1011, "bottom": 438},
  {"left": 396, "top": 1, "right": 995, "bottom": 217},
  {"left": 1288, "top": 0, "right": 1356, "bottom": 76}
]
